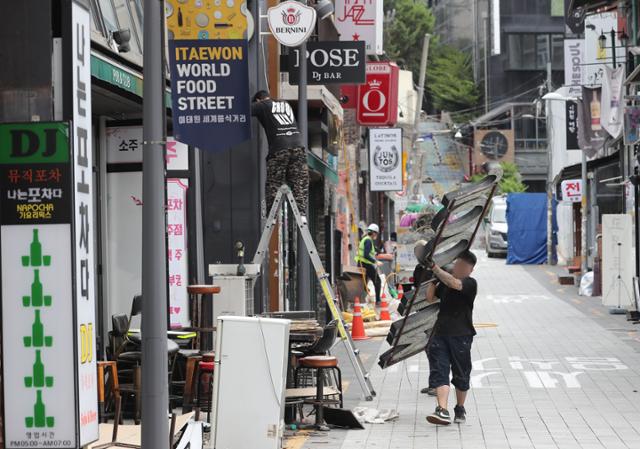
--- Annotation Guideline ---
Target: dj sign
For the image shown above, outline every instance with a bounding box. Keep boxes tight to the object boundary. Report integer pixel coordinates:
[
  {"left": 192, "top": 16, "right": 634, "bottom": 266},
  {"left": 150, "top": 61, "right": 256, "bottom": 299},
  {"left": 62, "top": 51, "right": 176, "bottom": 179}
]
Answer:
[{"left": 267, "top": 1, "right": 317, "bottom": 47}]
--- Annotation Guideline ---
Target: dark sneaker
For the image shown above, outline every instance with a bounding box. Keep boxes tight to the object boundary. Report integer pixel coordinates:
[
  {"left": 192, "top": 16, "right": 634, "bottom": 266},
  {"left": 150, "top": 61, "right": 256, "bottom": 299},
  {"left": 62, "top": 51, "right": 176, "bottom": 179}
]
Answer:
[
  {"left": 454, "top": 405, "right": 466, "bottom": 424},
  {"left": 420, "top": 387, "right": 437, "bottom": 396},
  {"left": 427, "top": 406, "right": 451, "bottom": 425}
]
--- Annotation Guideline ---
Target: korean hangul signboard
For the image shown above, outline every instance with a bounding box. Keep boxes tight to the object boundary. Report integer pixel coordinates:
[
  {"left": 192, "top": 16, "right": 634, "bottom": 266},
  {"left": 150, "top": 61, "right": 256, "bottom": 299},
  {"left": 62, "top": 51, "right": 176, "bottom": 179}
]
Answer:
[
  {"left": 566, "top": 100, "right": 580, "bottom": 150},
  {"left": 165, "top": 0, "right": 251, "bottom": 152},
  {"left": 0, "top": 122, "right": 97, "bottom": 448},
  {"left": 335, "top": 0, "right": 383, "bottom": 55},
  {"left": 369, "top": 128, "right": 403, "bottom": 192},
  {"left": 167, "top": 180, "right": 190, "bottom": 327},
  {"left": 561, "top": 179, "right": 583, "bottom": 202},
  {"left": 357, "top": 62, "right": 400, "bottom": 126},
  {"left": 288, "top": 41, "right": 366, "bottom": 85}
]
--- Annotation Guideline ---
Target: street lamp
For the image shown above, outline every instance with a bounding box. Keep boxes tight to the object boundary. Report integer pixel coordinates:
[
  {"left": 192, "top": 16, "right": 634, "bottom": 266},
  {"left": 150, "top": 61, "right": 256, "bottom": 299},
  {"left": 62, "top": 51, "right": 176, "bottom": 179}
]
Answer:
[{"left": 542, "top": 92, "right": 584, "bottom": 273}]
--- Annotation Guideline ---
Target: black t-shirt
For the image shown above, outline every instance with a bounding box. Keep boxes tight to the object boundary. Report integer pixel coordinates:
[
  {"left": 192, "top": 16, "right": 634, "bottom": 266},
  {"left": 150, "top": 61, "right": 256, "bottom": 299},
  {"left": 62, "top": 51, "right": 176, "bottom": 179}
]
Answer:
[
  {"left": 251, "top": 99, "right": 303, "bottom": 154},
  {"left": 434, "top": 277, "right": 477, "bottom": 336}
]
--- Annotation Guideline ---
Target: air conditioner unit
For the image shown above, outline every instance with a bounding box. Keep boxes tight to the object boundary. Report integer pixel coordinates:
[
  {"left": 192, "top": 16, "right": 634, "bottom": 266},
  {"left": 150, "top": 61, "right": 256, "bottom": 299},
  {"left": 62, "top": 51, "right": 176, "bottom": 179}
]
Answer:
[{"left": 473, "top": 129, "right": 515, "bottom": 169}]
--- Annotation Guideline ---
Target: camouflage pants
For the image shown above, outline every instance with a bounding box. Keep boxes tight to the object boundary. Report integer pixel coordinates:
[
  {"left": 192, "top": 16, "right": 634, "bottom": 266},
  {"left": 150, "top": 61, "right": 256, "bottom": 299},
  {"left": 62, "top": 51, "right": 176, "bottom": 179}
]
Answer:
[{"left": 266, "top": 147, "right": 309, "bottom": 216}]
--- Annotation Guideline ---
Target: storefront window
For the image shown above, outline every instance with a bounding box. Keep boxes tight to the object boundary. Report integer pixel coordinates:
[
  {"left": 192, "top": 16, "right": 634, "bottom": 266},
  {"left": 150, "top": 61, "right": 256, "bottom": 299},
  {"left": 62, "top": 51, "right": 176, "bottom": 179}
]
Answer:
[
  {"left": 97, "top": 0, "right": 120, "bottom": 34},
  {"left": 113, "top": 0, "right": 142, "bottom": 54}
]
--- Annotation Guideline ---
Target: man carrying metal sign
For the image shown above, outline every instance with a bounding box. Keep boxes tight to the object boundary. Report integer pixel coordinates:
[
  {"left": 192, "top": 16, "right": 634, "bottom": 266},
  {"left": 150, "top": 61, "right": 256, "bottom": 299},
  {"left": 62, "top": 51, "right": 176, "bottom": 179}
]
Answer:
[{"left": 424, "top": 250, "right": 478, "bottom": 426}]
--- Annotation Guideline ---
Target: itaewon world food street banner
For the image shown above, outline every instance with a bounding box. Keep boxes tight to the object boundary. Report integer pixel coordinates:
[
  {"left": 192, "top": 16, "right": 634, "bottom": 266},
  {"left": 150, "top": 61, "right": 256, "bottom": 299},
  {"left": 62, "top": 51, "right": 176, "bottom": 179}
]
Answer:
[{"left": 165, "top": 0, "right": 251, "bottom": 152}]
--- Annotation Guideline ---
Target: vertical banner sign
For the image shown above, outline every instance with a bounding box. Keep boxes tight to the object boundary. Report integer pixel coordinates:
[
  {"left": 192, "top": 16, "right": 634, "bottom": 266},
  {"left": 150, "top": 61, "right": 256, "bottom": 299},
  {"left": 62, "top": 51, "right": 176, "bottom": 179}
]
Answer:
[
  {"left": 491, "top": 0, "right": 501, "bottom": 55},
  {"left": 357, "top": 62, "right": 400, "bottom": 126},
  {"left": 624, "top": 107, "right": 640, "bottom": 146},
  {"left": 335, "top": 0, "right": 383, "bottom": 55},
  {"left": 584, "top": 12, "right": 625, "bottom": 86},
  {"left": 566, "top": 100, "right": 580, "bottom": 150},
  {"left": 369, "top": 128, "right": 403, "bottom": 192},
  {"left": 165, "top": 0, "right": 251, "bottom": 152},
  {"left": 564, "top": 39, "right": 584, "bottom": 98},
  {"left": 578, "top": 86, "right": 605, "bottom": 158},
  {"left": 167, "top": 179, "right": 190, "bottom": 328},
  {"left": 72, "top": 1, "right": 99, "bottom": 445},
  {"left": 1, "top": 123, "right": 78, "bottom": 448}
]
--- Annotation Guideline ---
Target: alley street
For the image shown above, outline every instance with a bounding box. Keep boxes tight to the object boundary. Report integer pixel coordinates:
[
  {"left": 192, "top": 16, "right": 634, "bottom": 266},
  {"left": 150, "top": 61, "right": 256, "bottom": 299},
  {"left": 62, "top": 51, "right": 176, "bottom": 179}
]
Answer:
[{"left": 301, "top": 253, "right": 640, "bottom": 449}]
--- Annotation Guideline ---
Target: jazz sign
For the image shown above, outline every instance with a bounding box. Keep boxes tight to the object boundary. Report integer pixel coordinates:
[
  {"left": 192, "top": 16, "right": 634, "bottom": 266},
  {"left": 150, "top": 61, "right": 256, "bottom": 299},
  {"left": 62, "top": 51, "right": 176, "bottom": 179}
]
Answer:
[
  {"left": 0, "top": 122, "right": 97, "bottom": 448},
  {"left": 267, "top": 1, "right": 317, "bottom": 47}
]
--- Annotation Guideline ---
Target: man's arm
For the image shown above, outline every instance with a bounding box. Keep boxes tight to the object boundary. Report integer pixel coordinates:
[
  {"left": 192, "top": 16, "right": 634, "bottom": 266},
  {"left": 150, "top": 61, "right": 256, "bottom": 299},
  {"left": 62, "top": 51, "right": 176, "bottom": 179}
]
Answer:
[
  {"left": 431, "top": 263, "right": 463, "bottom": 291},
  {"left": 425, "top": 282, "right": 438, "bottom": 303}
]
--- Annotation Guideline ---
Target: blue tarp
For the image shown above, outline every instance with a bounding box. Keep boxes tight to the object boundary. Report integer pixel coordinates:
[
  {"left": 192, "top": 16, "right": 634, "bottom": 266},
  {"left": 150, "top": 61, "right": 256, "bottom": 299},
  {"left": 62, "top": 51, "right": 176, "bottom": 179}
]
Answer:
[{"left": 506, "top": 193, "right": 556, "bottom": 264}]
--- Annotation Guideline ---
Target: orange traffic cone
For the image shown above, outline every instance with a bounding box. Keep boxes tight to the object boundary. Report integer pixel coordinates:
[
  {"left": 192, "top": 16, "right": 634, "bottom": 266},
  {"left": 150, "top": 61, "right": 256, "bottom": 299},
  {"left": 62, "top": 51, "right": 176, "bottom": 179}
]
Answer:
[
  {"left": 397, "top": 284, "right": 404, "bottom": 300},
  {"left": 379, "top": 293, "right": 391, "bottom": 321},
  {"left": 351, "top": 297, "right": 369, "bottom": 340}
]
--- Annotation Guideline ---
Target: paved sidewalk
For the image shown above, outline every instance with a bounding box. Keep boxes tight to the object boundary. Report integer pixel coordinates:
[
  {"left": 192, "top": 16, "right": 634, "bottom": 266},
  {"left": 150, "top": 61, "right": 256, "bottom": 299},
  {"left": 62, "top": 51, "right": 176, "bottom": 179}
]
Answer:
[{"left": 301, "top": 254, "right": 640, "bottom": 449}]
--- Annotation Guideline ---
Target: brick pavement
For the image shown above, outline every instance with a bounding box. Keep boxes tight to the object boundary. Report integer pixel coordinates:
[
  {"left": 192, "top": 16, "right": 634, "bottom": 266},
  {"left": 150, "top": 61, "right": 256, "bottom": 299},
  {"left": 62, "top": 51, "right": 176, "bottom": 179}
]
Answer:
[{"left": 300, "top": 254, "right": 640, "bottom": 449}]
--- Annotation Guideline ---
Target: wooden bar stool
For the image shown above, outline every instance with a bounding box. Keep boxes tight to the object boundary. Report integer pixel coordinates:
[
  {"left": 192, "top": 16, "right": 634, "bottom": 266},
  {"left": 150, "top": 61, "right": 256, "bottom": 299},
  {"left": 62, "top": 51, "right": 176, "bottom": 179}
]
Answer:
[
  {"left": 295, "top": 356, "right": 343, "bottom": 430},
  {"left": 97, "top": 361, "right": 121, "bottom": 423},
  {"left": 187, "top": 285, "right": 220, "bottom": 350}
]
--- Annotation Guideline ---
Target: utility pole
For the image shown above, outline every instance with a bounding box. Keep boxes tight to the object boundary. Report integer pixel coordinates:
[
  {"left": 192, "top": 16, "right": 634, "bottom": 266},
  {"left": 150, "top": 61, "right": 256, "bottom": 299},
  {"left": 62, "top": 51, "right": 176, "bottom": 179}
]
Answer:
[
  {"left": 409, "top": 34, "right": 431, "bottom": 202},
  {"left": 141, "top": 0, "right": 169, "bottom": 447},
  {"left": 483, "top": 13, "right": 489, "bottom": 113},
  {"left": 545, "top": 62, "right": 554, "bottom": 265},
  {"left": 296, "top": 5, "right": 311, "bottom": 310}
]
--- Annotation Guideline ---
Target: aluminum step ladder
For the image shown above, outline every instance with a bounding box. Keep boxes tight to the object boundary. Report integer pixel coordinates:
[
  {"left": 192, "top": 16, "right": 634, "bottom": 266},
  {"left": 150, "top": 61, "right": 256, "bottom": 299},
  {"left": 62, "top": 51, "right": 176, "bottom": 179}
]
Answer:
[{"left": 252, "top": 185, "right": 376, "bottom": 400}]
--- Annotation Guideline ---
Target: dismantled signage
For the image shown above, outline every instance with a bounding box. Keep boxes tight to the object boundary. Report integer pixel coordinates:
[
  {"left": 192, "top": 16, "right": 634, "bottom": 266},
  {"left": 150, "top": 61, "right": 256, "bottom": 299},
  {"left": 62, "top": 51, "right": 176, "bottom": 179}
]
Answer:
[{"left": 379, "top": 170, "right": 502, "bottom": 369}]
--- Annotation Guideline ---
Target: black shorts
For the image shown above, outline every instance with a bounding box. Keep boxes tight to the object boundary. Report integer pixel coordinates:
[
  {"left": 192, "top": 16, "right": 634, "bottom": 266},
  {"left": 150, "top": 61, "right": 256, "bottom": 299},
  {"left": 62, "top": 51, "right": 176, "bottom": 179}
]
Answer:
[{"left": 429, "top": 335, "right": 473, "bottom": 391}]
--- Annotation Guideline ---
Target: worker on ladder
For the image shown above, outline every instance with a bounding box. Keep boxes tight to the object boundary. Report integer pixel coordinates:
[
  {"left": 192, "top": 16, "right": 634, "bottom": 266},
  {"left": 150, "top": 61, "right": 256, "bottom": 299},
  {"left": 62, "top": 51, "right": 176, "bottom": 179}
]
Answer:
[
  {"left": 356, "top": 223, "right": 383, "bottom": 305},
  {"left": 251, "top": 90, "right": 309, "bottom": 217}
]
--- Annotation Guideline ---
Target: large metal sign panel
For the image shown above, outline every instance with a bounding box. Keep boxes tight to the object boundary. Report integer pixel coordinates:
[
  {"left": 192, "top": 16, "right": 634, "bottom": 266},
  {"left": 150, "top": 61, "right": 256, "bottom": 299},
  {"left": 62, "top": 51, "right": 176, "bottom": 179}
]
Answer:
[
  {"left": 379, "top": 172, "right": 501, "bottom": 369},
  {"left": 357, "top": 62, "right": 399, "bottom": 126},
  {"left": 0, "top": 122, "right": 96, "bottom": 448}
]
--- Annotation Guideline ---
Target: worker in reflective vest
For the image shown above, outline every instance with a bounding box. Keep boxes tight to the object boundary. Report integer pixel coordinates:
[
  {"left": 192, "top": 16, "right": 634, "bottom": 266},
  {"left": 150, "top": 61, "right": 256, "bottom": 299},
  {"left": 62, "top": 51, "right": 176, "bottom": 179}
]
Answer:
[{"left": 356, "top": 223, "right": 382, "bottom": 305}]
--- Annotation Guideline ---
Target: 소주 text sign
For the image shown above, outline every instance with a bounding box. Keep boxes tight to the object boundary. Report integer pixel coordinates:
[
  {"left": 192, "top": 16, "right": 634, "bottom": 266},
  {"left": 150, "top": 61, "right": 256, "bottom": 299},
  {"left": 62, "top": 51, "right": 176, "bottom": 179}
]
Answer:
[
  {"left": 0, "top": 122, "right": 84, "bottom": 448},
  {"left": 369, "top": 128, "right": 403, "bottom": 192},
  {"left": 166, "top": 0, "right": 251, "bottom": 152}
]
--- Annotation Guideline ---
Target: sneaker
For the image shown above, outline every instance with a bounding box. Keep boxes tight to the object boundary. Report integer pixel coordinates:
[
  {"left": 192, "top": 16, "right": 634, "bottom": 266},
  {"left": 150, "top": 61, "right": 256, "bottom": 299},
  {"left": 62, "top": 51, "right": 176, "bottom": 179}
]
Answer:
[
  {"left": 426, "top": 406, "right": 451, "bottom": 425},
  {"left": 420, "top": 387, "right": 437, "bottom": 396},
  {"left": 454, "top": 405, "right": 466, "bottom": 424}
]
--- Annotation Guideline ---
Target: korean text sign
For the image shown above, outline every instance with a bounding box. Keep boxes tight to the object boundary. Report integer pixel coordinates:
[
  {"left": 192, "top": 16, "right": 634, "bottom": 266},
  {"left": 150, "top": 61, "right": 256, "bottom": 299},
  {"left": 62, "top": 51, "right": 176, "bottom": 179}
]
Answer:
[
  {"left": 0, "top": 122, "right": 96, "bottom": 448},
  {"left": 166, "top": 0, "right": 251, "bottom": 152},
  {"left": 561, "top": 179, "right": 583, "bottom": 203}
]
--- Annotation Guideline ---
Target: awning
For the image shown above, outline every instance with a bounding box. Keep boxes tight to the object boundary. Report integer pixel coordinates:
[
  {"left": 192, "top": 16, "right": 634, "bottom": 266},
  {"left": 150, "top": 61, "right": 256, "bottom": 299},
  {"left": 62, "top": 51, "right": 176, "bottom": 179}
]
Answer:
[
  {"left": 567, "top": 0, "right": 615, "bottom": 14},
  {"left": 558, "top": 151, "right": 620, "bottom": 181},
  {"left": 307, "top": 151, "right": 338, "bottom": 185}
]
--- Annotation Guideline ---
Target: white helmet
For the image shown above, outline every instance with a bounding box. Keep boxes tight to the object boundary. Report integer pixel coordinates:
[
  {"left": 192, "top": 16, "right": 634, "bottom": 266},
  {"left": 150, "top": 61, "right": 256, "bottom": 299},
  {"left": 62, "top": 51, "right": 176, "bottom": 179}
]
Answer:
[{"left": 367, "top": 223, "right": 380, "bottom": 233}]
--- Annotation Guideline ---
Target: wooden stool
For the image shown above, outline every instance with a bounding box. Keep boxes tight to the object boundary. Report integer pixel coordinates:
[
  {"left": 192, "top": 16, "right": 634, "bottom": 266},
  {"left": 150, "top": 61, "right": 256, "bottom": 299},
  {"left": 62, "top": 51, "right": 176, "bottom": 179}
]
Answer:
[
  {"left": 296, "top": 356, "right": 343, "bottom": 429},
  {"left": 97, "top": 361, "right": 121, "bottom": 423},
  {"left": 181, "top": 354, "right": 202, "bottom": 413},
  {"left": 187, "top": 285, "right": 221, "bottom": 350}
]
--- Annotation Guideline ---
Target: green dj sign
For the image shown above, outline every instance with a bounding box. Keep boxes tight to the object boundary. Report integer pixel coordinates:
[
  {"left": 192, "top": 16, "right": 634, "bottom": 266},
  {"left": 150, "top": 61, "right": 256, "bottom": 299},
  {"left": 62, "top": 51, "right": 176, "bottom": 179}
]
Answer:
[{"left": 1, "top": 122, "right": 97, "bottom": 448}]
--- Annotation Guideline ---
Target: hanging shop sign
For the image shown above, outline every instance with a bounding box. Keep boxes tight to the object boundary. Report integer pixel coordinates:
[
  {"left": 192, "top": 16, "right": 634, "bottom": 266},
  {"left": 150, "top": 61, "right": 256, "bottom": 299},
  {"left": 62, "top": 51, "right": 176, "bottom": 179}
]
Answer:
[
  {"left": 165, "top": 0, "right": 251, "bottom": 152},
  {"left": 267, "top": 1, "right": 317, "bottom": 47},
  {"left": 357, "top": 62, "right": 400, "bottom": 126},
  {"left": 335, "top": 0, "right": 383, "bottom": 55},
  {"left": 560, "top": 179, "right": 583, "bottom": 202},
  {"left": 624, "top": 107, "right": 640, "bottom": 146},
  {"left": 584, "top": 11, "right": 625, "bottom": 86},
  {"left": 578, "top": 86, "right": 605, "bottom": 158},
  {"left": 288, "top": 41, "right": 366, "bottom": 85},
  {"left": 566, "top": 100, "right": 580, "bottom": 150},
  {"left": 0, "top": 122, "right": 96, "bottom": 448},
  {"left": 369, "top": 128, "right": 403, "bottom": 192},
  {"left": 564, "top": 39, "right": 584, "bottom": 98}
]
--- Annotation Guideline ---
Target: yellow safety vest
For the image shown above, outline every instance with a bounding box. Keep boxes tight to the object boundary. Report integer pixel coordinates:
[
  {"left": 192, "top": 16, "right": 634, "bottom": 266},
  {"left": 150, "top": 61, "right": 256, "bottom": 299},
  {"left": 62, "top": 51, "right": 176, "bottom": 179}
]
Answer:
[{"left": 355, "top": 235, "right": 376, "bottom": 265}]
